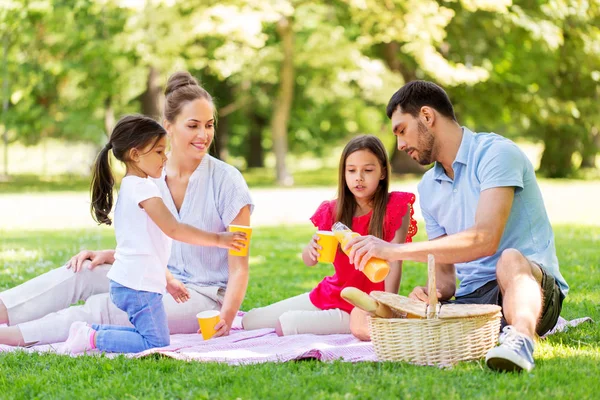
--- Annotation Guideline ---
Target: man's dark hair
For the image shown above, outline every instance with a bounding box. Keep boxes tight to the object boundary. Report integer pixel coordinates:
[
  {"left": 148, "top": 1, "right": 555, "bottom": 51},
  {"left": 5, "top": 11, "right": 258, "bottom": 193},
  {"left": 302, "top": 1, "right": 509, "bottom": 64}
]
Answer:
[{"left": 386, "top": 80, "right": 457, "bottom": 121}]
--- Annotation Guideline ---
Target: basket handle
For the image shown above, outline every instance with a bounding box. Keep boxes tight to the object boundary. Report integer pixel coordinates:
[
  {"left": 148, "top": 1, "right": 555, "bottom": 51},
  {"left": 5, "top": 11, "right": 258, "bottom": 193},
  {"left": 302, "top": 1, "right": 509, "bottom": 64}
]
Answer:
[{"left": 426, "top": 253, "right": 439, "bottom": 319}]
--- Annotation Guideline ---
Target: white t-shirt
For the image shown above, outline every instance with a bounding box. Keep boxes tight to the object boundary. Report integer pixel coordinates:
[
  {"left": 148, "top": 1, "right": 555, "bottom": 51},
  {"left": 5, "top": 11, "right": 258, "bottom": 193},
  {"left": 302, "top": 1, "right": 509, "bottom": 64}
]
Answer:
[{"left": 107, "top": 176, "right": 172, "bottom": 293}]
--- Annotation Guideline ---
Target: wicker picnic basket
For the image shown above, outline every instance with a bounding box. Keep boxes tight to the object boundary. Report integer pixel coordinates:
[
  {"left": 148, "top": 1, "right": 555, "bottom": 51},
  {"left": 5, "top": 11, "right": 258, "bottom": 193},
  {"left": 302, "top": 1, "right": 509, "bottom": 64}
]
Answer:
[{"left": 367, "top": 255, "right": 502, "bottom": 366}]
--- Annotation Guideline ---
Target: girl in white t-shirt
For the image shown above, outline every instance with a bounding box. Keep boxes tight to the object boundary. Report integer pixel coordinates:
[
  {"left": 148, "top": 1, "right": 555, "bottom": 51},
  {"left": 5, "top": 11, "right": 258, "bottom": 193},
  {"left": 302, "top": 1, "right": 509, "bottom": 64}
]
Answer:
[{"left": 61, "top": 114, "right": 246, "bottom": 354}]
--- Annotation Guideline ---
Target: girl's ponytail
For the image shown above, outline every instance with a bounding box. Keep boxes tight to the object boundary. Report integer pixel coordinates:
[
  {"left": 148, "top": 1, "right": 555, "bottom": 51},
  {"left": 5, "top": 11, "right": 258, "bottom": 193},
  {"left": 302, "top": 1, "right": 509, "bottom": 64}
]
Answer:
[
  {"left": 89, "top": 114, "right": 166, "bottom": 225},
  {"left": 90, "top": 143, "right": 115, "bottom": 225}
]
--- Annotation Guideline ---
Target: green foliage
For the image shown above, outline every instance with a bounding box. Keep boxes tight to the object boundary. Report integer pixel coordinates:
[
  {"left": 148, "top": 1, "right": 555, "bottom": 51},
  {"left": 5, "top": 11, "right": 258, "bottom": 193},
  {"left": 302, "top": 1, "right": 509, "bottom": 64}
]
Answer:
[
  {"left": 0, "top": 224, "right": 599, "bottom": 398},
  {"left": 443, "top": 0, "right": 600, "bottom": 177},
  {"left": 1, "top": 0, "right": 599, "bottom": 177}
]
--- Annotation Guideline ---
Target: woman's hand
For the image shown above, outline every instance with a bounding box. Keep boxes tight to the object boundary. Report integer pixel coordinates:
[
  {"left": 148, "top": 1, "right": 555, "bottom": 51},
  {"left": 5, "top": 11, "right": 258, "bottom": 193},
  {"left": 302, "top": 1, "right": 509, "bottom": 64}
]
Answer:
[
  {"left": 65, "top": 250, "right": 114, "bottom": 272},
  {"left": 212, "top": 313, "right": 234, "bottom": 338},
  {"left": 166, "top": 277, "right": 190, "bottom": 303},
  {"left": 217, "top": 231, "right": 247, "bottom": 251}
]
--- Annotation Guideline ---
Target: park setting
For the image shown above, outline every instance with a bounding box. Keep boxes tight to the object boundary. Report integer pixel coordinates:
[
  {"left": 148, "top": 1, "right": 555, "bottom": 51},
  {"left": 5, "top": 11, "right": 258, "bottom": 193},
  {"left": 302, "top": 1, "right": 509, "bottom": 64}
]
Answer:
[{"left": 1, "top": 0, "right": 599, "bottom": 399}]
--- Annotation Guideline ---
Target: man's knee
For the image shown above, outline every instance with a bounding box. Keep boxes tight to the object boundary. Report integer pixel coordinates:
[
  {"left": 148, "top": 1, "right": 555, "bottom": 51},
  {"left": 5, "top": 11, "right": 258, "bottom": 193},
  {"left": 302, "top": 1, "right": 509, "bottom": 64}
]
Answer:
[
  {"left": 497, "top": 248, "right": 525, "bottom": 268},
  {"left": 496, "top": 248, "right": 529, "bottom": 276},
  {"left": 496, "top": 248, "right": 543, "bottom": 291}
]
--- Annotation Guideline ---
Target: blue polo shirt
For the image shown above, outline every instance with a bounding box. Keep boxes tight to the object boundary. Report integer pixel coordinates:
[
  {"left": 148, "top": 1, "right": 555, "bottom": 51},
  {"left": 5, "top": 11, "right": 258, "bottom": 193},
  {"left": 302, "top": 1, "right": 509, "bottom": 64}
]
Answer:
[{"left": 417, "top": 128, "right": 569, "bottom": 297}]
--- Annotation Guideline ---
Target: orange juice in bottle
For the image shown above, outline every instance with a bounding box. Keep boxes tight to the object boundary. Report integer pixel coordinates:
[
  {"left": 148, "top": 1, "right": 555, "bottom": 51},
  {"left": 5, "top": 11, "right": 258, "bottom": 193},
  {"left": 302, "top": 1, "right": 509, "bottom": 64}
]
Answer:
[{"left": 332, "top": 222, "right": 390, "bottom": 283}]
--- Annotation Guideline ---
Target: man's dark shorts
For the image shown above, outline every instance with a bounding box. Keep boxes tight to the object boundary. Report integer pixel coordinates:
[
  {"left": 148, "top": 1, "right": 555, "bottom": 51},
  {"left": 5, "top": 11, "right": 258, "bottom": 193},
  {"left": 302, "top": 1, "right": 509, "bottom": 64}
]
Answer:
[{"left": 451, "top": 266, "right": 564, "bottom": 336}]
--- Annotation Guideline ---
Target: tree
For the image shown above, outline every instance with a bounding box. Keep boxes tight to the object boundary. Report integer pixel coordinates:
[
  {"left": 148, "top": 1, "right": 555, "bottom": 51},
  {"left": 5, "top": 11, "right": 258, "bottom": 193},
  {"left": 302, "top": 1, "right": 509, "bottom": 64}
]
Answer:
[
  {"left": 443, "top": 0, "right": 600, "bottom": 177},
  {"left": 271, "top": 16, "right": 295, "bottom": 185}
]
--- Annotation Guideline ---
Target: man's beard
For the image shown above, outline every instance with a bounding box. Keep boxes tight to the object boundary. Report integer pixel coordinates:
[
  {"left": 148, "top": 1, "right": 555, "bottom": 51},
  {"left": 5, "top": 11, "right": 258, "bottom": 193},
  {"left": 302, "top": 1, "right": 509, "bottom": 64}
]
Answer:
[{"left": 414, "top": 120, "right": 435, "bottom": 165}]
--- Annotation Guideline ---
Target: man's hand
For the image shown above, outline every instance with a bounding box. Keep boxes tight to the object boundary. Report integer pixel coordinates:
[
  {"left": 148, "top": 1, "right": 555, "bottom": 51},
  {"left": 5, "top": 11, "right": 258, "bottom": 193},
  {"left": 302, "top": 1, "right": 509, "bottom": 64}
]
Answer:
[
  {"left": 65, "top": 250, "right": 114, "bottom": 272},
  {"left": 345, "top": 235, "right": 399, "bottom": 270},
  {"left": 166, "top": 278, "right": 190, "bottom": 303},
  {"left": 408, "top": 286, "right": 443, "bottom": 304}
]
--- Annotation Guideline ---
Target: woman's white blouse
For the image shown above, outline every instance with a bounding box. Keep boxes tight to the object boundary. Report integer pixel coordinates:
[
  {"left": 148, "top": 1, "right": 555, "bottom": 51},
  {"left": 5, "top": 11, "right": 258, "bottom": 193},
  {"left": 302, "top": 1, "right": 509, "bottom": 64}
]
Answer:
[{"left": 154, "top": 155, "right": 254, "bottom": 288}]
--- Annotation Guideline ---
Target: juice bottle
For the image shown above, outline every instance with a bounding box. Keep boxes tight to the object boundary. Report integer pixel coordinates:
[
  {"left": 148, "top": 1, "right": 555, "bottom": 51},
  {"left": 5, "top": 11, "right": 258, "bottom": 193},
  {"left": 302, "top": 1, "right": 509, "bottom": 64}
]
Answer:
[{"left": 332, "top": 222, "right": 390, "bottom": 283}]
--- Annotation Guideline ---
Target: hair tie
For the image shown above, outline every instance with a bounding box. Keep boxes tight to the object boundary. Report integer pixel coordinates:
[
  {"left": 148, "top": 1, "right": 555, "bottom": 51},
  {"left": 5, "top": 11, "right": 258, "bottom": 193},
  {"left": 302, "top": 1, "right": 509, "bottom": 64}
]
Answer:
[{"left": 105, "top": 142, "right": 113, "bottom": 150}]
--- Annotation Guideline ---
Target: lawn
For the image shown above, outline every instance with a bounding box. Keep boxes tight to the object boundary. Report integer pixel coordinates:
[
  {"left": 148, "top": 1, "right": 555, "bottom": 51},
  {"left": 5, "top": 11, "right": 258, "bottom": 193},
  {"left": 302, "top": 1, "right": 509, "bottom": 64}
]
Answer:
[{"left": 0, "top": 224, "right": 598, "bottom": 399}]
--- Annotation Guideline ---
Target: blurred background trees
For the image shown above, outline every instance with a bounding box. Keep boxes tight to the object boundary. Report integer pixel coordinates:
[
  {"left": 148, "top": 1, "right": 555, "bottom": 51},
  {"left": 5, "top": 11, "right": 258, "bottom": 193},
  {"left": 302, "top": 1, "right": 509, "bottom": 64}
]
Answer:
[{"left": 1, "top": 0, "right": 598, "bottom": 182}]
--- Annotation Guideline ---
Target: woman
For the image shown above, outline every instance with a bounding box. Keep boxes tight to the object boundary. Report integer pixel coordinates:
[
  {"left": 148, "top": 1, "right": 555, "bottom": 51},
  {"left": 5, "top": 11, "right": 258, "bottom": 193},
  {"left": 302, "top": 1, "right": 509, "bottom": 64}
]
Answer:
[{"left": 0, "top": 71, "right": 253, "bottom": 346}]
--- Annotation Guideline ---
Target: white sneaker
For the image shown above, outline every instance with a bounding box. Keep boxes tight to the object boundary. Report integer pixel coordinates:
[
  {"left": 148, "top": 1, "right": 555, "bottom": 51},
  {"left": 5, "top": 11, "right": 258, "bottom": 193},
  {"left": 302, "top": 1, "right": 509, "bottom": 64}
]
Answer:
[
  {"left": 486, "top": 325, "right": 535, "bottom": 372},
  {"left": 62, "top": 322, "right": 96, "bottom": 354}
]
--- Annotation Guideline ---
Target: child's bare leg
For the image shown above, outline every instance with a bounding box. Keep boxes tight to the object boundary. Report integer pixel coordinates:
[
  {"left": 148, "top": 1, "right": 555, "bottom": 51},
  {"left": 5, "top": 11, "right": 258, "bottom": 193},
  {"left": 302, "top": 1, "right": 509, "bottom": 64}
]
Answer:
[{"left": 349, "top": 308, "right": 371, "bottom": 341}]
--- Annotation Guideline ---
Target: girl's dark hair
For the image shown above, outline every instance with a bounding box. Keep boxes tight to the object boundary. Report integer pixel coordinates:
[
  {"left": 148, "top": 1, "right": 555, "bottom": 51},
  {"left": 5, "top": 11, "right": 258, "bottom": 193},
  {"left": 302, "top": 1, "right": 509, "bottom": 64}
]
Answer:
[
  {"left": 164, "top": 71, "right": 215, "bottom": 123},
  {"left": 336, "top": 135, "right": 391, "bottom": 239},
  {"left": 90, "top": 115, "right": 166, "bottom": 225}
]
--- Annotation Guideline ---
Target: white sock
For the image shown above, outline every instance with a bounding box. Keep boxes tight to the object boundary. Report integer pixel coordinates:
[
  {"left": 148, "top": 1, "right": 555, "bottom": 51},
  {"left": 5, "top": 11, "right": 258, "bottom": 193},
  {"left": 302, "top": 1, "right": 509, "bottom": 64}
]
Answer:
[
  {"left": 63, "top": 322, "right": 96, "bottom": 354},
  {"left": 68, "top": 321, "right": 88, "bottom": 340}
]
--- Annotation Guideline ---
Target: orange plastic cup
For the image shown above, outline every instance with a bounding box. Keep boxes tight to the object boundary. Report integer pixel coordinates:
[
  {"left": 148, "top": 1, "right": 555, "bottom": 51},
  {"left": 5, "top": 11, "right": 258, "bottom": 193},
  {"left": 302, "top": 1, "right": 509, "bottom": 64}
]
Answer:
[
  {"left": 316, "top": 231, "right": 338, "bottom": 263},
  {"left": 197, "top": 310, "right": 221, "bottom": 340},
  {"left": 228, "top": 225, "right": 252, "bottom": 256}
]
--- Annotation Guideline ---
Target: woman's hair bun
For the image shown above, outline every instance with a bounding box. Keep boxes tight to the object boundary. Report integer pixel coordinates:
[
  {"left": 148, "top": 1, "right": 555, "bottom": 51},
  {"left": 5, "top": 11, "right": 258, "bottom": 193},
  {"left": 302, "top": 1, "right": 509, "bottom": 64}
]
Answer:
[{"left": 164, "top": 71, "right": 200, "bottom": 97}]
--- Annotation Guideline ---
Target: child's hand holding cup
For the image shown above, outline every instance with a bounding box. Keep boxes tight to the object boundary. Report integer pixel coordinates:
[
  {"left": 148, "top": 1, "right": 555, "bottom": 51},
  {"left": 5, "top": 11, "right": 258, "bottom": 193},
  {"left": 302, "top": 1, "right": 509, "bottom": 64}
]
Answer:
[
  {"left": 315, "top": 230, "right": 338, "bottom": 263},
  {"left": 228, "top": 225, "right": 252, "bottom": 256}
]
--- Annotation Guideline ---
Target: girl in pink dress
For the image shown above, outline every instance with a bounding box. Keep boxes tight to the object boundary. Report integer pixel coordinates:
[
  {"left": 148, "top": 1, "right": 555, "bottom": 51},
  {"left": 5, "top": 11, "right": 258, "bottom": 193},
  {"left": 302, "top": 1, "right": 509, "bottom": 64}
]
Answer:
[{"left": 242, "top": 135, "right": 417, "bottom": 335}]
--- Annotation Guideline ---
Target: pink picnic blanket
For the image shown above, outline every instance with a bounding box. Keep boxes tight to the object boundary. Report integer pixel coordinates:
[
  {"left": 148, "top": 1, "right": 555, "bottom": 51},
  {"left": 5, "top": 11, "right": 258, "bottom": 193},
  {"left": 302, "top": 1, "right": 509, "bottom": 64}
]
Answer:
[{"left": 0, "top": 316, "right": 592, "bottom": 364}]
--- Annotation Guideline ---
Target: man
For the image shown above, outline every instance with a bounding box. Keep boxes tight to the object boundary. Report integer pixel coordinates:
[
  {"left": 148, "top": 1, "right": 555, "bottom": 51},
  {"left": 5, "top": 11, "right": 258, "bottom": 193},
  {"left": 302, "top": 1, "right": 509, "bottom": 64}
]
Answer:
[{"left": 346, "top": 80, "right": 568, "bottom": 372}]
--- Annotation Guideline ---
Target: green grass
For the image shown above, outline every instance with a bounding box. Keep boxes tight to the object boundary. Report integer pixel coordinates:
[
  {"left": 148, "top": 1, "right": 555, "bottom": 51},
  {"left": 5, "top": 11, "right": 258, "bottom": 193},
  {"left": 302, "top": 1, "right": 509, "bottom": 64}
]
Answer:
[{"left": 0, "top": 224, "right": 599, "bottom": 399}]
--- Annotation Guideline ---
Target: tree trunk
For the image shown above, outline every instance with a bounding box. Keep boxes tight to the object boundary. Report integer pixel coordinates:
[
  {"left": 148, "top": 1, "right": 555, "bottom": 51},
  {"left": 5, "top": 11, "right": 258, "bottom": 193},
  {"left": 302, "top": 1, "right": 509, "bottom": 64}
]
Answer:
[
  {"left": 539, "top": 127, "right": 576, "bottom": 178},
  {"left": 539, "top": 20, "right": 577, "bottom": 178},
  {"left": 383, "top": 41, "right": 417, "bottom": 83},
  {"left": 140, "top": 66, "right": 161, "bottom": 120},
  {"left": 104, "top": 96, "right": 115, "bottom": 138},
  {"left": 212, "top": 113, "right": 229, "bottom": 161},
  {"left": 247, "top": 110, "right": 265, "bottom": 168},
  {"left": 270, "top": 17, "right": 294, "bottom": 186},
  {"left": 2, "top": 35, "right": 9, "bottom": 178},
  {"left": 580, "top": 127, "right": 598, "bottom": 169},
  {"left": 382, "top": 42, "right": 426, "bottom": 175}
]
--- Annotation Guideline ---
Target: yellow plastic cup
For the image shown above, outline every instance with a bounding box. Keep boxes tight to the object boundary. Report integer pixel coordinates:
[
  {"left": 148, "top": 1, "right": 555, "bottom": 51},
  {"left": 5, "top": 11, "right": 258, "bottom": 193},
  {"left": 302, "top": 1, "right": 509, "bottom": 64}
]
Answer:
[
  {"left": 197, "top": 310, "right": 221, "bottom": 340},
  {"left": 228, "top": 225, "right": 252, "bottom": 256},
  {"left": 316, "top": 230, "right": 338, "bottom": 263}
]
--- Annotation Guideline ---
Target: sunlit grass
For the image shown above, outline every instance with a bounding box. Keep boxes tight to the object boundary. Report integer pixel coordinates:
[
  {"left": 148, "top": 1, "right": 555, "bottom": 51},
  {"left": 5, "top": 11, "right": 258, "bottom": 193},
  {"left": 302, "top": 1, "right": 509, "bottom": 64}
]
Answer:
[{"left": 0, "top": 224, "right": 598, "bottom": 398}]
